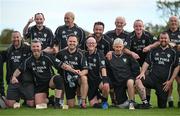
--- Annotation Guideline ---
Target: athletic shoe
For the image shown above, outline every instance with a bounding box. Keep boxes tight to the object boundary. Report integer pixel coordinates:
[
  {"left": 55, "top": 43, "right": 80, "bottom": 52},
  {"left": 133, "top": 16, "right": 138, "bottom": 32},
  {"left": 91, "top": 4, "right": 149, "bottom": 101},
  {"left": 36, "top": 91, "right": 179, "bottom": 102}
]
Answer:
[
  {"left": 48, "top": 95, "right": 55, "bottom": 106},
  {"left": 116, "top": 100, "right": 129, "bottom": 109},
  {"left": 102, "top": 102, "right": 108, "bottom": 109},
  {"left": 54, "top": 102, "right": 62, "bottom": 109},
  {"left": 168, "top": 101, "right": 174, "bottom": 108},
  {"left": 129, "top": 102, "right": 135, "bottom": 110},
  {"left": 136, "top": 103, "right": 151, "bottom": 109},
  {"left": 93, "top": 103, "right": 102, "bottom": 108},
  {"left": 36, "top": 103, "right": 47, "bottom": 109},
  {"left": 0, "top": 96, "right": 7, "bottom": 109}
]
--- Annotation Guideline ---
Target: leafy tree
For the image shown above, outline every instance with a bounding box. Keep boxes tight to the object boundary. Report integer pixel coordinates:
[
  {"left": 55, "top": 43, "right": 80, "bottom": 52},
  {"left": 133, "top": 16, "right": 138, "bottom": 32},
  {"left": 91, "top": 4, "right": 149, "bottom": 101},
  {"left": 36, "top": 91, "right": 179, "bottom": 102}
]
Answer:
[
  {"left": 0, "top": 29, "right": 13, "bottom": 44},
  {"left": 156, "top": 0, "right": 180, "bottom": 22},
  {"left": 145, "top": 23, "right": 166, "bottom": 37}
]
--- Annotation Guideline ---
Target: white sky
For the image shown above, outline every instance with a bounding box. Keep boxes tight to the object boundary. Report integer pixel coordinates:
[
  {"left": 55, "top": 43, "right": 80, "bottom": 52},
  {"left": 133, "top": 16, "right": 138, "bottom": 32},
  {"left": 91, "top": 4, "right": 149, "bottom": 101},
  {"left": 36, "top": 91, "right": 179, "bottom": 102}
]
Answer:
[{"left": 0, "top": 0, "right": 167, "bottom": 34}]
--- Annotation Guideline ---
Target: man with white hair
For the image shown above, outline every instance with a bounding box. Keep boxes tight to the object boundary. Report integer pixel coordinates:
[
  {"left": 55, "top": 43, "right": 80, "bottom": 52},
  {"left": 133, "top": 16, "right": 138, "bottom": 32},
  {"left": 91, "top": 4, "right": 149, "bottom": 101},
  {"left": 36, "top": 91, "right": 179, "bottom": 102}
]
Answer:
[
  {"left": 105, "top": 16, "right": 130, "bottom": 105},
  {"left": 106, "top": 38, "right": 140, "bottom": 110}
]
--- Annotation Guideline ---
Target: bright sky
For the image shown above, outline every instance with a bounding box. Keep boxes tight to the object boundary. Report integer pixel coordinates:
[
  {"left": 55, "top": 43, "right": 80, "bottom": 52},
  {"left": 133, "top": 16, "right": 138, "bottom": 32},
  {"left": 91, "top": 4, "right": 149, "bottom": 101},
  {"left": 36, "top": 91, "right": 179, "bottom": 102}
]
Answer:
[{"left": 0, "top": 0, "right": 167, "bottom": 34}]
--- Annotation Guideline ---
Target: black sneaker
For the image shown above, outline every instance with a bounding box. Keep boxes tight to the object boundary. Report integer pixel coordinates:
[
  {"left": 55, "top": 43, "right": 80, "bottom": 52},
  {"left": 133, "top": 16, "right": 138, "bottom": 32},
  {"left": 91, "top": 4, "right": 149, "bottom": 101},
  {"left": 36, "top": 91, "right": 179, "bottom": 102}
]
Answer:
[
  {"left": 136, "top": 103, "right": 151, "bottom": 109},
  {"left": 168, "top": 101, "right": 174, "bottom": 108},
  {"left": 48, "top": 95, "right": 55, "bottom": 106},
  {"left": 93, "top": 103, "right": 102, "bottom": 108},
  {"left": 178, "top": 101, "right": 180, "bottom": 108},
  {"left": 54, "top": 102, "right": 62, "bottom": 109}
]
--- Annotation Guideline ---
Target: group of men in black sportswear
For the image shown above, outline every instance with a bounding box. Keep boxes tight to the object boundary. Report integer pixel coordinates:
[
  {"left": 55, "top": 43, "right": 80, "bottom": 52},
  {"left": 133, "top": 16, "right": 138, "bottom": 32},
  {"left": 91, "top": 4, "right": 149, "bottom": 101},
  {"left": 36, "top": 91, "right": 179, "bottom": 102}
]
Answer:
[{"left": 0, "top": 12, "right": 180, "bottom": 110}]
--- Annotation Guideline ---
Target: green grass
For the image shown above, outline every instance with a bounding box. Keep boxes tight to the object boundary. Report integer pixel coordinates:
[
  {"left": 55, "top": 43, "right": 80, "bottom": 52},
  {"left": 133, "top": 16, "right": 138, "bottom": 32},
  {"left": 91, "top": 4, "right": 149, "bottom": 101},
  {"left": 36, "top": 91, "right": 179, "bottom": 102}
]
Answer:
[
  {"left": 0, "top": 106, "right": 180, "bottom": 116},
  {"left": 1, "top": 64, "right": 180, "bottom": 116}
]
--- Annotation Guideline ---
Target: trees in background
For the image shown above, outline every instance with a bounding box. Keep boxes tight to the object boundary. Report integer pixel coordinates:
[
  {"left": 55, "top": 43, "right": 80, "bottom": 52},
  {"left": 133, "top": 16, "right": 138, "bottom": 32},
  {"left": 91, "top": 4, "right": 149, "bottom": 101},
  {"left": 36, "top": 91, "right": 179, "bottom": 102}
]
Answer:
[
  {"left": 0, "top": 29, "right": 13, "bottom": 44},
  {"left": 145, "top": 0, "right": 180, "bottom": 36}
]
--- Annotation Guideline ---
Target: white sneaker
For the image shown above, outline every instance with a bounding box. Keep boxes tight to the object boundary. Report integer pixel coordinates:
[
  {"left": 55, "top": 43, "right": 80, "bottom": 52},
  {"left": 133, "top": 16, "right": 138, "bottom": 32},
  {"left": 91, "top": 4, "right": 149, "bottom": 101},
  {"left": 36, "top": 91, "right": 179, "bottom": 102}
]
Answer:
[
  {"left": 116, "top": 100, "right": 129, "bottom": 108},
  {"left": 13, "top": 102, "right": 20, "bottom": 109},
  {"left": 129, "top": 102, "right": 135, "bottom": 110},
  {"left": 36, "top": 103, "right": 47, "bottom": 109}
]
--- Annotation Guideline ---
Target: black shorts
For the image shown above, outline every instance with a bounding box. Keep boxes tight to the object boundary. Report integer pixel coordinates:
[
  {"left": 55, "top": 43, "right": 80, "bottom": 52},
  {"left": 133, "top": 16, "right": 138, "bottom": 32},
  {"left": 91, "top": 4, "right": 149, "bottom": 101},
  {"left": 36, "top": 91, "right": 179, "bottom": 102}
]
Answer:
[
  {"left": 35, "top": 82, "right": 49, "bottom": 94},
  {"left": 7, "top": 83, "right": 34, "bottom": 101},
  {"left": 113, "top": 80, "right": 128, "bottom": 105},
  {"left": 142, "top": 75, "right": 168, "bottom": 108},
  {"left": 88, "top": 78, "right": 102, "bottom": 101},
  {"left": 64, "top": 79, "right": 79, "bottom": 100}
]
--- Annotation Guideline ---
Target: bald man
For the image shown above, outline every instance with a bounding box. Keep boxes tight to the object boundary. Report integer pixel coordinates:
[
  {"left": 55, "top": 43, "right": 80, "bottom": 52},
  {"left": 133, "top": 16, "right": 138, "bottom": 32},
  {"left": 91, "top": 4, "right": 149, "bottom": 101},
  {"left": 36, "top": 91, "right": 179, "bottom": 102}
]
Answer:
[
  {"left": 106, "top": 16, "right": 130, "bottom": 42},
  {"left": 165, "top": 16, "right": 180, "bottom": 108},
  {"left": 54, "top": 11, "right": 86, "bottom": 50}
]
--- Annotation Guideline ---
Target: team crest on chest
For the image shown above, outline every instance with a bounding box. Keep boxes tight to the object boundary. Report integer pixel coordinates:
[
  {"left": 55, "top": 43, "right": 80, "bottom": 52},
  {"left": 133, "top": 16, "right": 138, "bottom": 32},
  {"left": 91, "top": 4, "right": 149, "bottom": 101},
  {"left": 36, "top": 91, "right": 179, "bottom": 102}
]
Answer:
[
  {"left": 178, "top": 35, "right": 180, "bottom": 39},
  {"left": 44, "top": 33, "right": 47, "bottom": 38},
  {"left": 93, "top": 58, "right": 96, "bottom": 63},
  {"left": 74, "top": 31, "right": 77, "bottom": 35},
  {"left": 62, "top": 31, "right": 66, "bottom": 34},
  {"left": 64, "top": 55, "right": 67, "bottom": 60},
  {"left": 101, "top": 60, "right": 105, "bottom": 65},
  {"left": 34, "top": 33, "right": 37, "bottom": 36},
  {"left": 101, "top": 45, "right": 104, "bottom": 48},
  {"left": 123, "top": 58, "right": 127, "bottom": 63},
  {"left": 155, "top": 52, "right": 159, "bottom": 56},
  {"left": 42, "top": 61, "right": 45, "bottom": 65},
  {"left": 167, "top": 54, "right": 171, "bottom": 58},
  {"left": 31, "top": 62, "right": 35, "bottom": 66},
  {"left": 75, "top": 57, "right": 78, "bottom": 61},
  {"left": 142, "top": 40, "right": 145, "bottom": 44}
]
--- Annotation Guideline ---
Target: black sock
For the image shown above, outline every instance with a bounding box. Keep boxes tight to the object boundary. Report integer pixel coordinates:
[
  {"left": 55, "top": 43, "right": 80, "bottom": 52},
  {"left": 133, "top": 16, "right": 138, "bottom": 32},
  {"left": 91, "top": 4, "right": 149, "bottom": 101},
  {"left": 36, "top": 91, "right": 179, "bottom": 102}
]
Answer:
[
  {"left": 146, "top": 95, "right": 151, "bottom": 103},
  {"left": 55, "top": 97, "right": 60, "bottom": 104},
  {"left": 102, "top": 97, "right": 107, "bottom": 102}
]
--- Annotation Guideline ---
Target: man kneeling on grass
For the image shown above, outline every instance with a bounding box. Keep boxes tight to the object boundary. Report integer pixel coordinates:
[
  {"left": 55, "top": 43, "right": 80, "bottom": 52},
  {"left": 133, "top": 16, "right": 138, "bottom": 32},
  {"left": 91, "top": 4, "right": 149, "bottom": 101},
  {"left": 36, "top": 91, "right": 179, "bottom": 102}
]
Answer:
[
  {"left": 85, "top": 36, "right": 110, "bottom": 109},
  {"left": 106, "top": 38, "right": 140, "bottom": 110},
  {"left": 11, "top": 39, "right": 79, "bottom": 109}
]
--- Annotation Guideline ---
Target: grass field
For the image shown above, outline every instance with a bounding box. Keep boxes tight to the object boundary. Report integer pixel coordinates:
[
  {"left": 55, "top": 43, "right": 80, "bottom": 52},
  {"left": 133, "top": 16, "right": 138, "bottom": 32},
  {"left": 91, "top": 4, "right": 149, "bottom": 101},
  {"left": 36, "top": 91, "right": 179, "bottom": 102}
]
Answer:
[
  {"left": 0, "top": 84, "right": 180, "bottom": 116},
  {"left": 1, "top": 65, "right": 180, "bottom": 116}
]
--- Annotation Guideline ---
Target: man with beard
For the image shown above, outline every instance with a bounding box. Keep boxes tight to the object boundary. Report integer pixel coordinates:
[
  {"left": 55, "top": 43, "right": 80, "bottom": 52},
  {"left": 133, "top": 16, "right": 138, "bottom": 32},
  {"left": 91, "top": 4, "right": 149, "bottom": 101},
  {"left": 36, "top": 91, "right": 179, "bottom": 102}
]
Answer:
[
  {"left": 135, "top": 32, "right": 179, "bottom": 108},
  {"left": 82, "top": 22, "right": 113, "bottom": 55},
  {"left": 56, "top": 34, "right": 88, "bottom": 108},
  {"left": 11, "top": 39, "right": 78, "bottom": 109},
  {"left": 23, "top": 13, "right": 55, "bottom": 52},
  {"left": 5, "top": 31, "right": 34, "bottom": 108}
]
